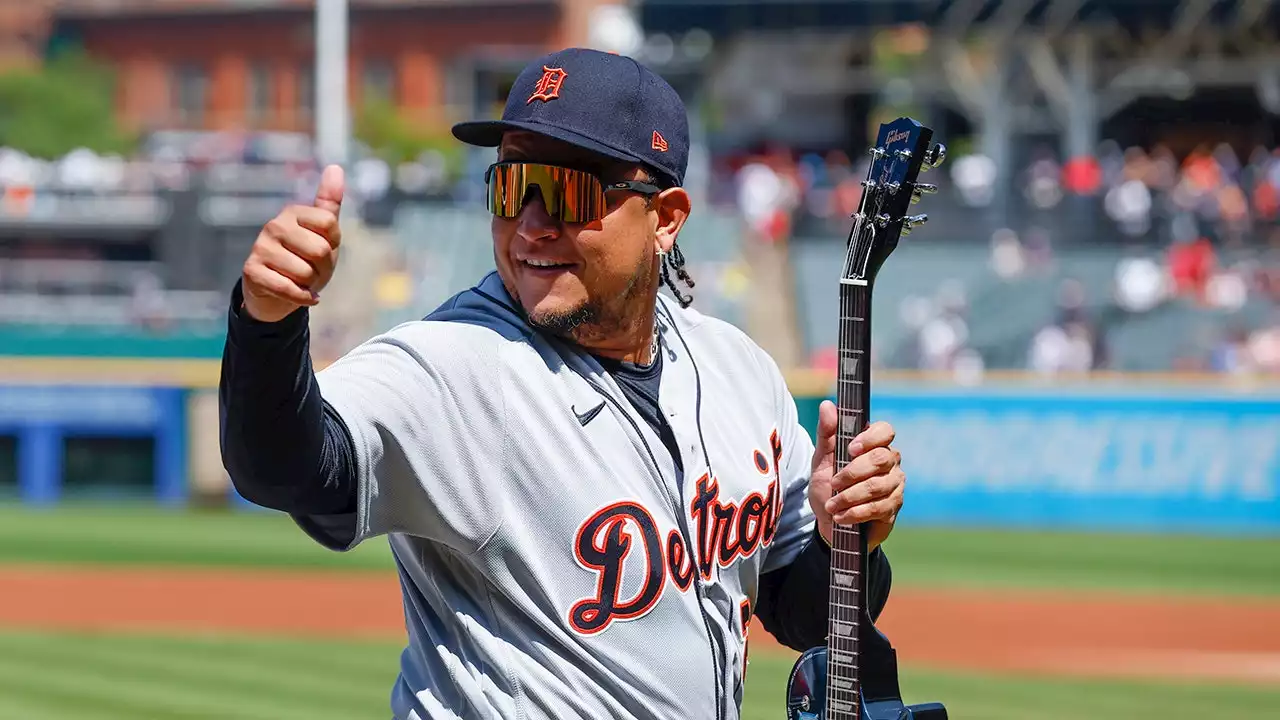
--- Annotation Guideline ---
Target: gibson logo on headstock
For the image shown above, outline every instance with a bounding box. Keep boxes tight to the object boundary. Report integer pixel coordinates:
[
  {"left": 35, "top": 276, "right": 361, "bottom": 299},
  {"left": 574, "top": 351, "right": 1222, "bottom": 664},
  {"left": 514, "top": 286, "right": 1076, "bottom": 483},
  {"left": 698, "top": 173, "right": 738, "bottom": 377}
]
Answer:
[{"left": 886, "top": 129, "right": 911, "bottom": 146}]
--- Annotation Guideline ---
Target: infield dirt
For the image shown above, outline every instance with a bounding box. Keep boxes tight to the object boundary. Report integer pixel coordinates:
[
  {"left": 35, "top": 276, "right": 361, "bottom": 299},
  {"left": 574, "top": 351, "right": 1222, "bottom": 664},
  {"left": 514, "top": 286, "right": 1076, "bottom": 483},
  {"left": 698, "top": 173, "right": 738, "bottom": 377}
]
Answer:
[{"left": 2, "top": 565, "right": 1278, "bottom": 686}]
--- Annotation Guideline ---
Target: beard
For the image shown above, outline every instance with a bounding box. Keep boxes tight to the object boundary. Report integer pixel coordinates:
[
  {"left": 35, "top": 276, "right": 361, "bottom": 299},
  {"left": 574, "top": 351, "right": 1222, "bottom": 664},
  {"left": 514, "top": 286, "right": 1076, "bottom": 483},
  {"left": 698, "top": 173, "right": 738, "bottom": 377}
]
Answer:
[
  {"left": 524, "top": 254, "right": 658, "bottom": 347},
  {"left": 527, "top": 301, "right": 597, "bottom": 336}
]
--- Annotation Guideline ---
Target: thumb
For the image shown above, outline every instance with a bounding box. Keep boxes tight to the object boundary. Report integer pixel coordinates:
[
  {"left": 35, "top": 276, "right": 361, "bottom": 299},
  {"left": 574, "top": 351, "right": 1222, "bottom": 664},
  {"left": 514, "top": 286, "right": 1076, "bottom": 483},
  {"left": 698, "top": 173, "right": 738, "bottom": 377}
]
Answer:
[
  {"left": 812, "top": 399, "right": 839, "bottom": 466},
  {"left": 314, "top": 164, "right": 345, "bottom": 217}
]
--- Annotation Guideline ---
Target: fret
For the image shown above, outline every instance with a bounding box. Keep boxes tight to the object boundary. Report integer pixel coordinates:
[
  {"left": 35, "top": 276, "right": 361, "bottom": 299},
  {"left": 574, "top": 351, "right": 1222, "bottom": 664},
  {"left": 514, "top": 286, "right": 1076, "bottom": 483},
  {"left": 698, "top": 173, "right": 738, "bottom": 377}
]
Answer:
[
  {"left": 830, "top": 677, "right": 856, "bottom": 691},
  {"left": 825, "top": 679, "right": 859, "bottom": 689},
  {"left": 834, "top": 260, "right": 873, "bottom": 720},
  {"left": 831, "top": 620, "right": 856, "bottom": 637},
  {"left": 828, "top": 640, "right": 859, "bottom": 654},
  {"left": 839, "top": 354, "right": 861, "bottom": 377},
  {"left": 827, "top": 590, "right": 862, "bottom": 605},
  {"left": 839, "top": 409, "right": 863, "bottom": 435},
  {"left": 828, "top": 590, "right": 862, "bottom": 603},
  {"left": 832, "top": 569, "right": 859, "bottom": 587},
  {"left": 829, "top": 651, "right": 857, "bottom": 666},
  {"left": 834, "top": 345, "right": 865, "bottom": 361}
]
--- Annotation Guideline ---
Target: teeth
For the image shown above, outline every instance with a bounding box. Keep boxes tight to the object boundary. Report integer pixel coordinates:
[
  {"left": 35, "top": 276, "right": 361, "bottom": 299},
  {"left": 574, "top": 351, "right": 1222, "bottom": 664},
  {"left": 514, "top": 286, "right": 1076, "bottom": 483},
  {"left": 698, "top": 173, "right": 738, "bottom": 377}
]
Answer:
[{"left": 525, "top": 259, "right": 565, "bottom": 267}]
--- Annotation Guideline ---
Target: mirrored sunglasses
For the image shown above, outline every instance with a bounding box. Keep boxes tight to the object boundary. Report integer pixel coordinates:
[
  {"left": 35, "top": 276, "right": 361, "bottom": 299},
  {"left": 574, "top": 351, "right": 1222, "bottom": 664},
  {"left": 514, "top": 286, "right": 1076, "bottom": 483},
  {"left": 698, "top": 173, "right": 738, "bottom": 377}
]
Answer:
[{"left": 484, "top": 162, "right": 661, "bottom": 223}]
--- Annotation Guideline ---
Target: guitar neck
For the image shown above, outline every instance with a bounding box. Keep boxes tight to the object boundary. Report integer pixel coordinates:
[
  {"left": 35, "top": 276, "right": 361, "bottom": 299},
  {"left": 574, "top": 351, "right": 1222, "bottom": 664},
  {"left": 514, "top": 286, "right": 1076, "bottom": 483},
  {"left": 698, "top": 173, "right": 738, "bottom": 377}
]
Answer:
[{"left": 827, "top": 279, "right": 872, "bottom": 720}]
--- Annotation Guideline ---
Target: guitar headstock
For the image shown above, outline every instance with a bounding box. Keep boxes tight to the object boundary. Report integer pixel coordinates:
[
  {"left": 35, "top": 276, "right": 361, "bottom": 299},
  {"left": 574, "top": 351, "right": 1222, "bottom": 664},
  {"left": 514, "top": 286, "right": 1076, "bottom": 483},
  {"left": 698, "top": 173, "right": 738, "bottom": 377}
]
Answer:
[{"left": 842, "top": 117, "right": 945, "bottom": 285}]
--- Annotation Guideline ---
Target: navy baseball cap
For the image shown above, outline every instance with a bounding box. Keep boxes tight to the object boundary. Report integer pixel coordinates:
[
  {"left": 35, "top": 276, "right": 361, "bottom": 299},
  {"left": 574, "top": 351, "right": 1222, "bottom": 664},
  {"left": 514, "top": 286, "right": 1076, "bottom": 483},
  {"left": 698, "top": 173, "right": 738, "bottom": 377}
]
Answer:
[{"left": 452, "top": 48, "right": 689, "bottom": 188}]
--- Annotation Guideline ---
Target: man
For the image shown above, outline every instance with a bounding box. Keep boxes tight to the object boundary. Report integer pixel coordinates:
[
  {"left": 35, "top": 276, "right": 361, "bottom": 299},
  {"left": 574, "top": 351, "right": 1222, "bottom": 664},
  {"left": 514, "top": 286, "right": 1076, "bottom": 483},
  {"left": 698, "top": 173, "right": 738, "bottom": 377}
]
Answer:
[{"left": 220, "top": 48, "right": 908, "bottom": 720}]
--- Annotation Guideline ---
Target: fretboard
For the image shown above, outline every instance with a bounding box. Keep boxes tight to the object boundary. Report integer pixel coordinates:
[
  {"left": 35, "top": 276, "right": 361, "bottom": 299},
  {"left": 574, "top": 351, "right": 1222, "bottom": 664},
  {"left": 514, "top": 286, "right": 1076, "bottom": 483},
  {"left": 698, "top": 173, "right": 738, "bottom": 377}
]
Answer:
[{"left": 827, "top": 279, "right": 873, "bottom": 720}]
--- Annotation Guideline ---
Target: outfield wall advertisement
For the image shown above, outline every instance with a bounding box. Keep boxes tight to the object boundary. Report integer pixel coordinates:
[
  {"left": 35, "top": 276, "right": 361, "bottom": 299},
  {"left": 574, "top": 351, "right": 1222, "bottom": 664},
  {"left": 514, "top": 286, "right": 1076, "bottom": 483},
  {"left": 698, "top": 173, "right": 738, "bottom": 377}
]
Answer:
[
  {"left": 1, "top": 379, "right": 1276, "bottom": 535},
  {"left": 796, "top": 387, "right": 1280, "bottom": 534}
]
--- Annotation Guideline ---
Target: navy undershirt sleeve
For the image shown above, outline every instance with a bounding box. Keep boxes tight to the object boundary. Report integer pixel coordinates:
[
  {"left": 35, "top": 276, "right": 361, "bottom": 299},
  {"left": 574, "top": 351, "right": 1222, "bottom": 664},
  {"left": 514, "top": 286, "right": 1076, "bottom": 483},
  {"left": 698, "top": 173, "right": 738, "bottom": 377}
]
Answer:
[
  {"left": 218, "top": 280, "right": 358, "bottom": 516},
  {"left": 754, "top": 531, "right": 892, "bottom": 652}
]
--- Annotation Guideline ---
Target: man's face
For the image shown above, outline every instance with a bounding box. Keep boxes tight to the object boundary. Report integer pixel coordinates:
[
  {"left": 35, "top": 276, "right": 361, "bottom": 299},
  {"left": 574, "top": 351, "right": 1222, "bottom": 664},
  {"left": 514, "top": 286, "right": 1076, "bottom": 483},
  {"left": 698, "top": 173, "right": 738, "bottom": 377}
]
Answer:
[{"left": 491, "top": 131, "right": 665, "bottom": 341}]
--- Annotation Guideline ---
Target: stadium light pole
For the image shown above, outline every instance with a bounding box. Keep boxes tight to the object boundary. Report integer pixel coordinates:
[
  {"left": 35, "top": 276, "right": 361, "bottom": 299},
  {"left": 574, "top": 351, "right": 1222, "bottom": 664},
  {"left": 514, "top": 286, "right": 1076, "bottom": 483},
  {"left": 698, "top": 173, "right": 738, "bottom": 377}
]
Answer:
[{"left": 315, "top": 0, "right": 350, "bottom": 167}]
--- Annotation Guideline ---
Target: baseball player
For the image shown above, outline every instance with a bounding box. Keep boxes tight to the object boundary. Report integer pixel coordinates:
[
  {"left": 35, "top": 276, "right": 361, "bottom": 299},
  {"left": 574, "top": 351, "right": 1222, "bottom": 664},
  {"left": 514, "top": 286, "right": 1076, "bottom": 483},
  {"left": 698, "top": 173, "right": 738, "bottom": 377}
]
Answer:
[{"left": 220, "top": 48, "right": 906, "bottom": 720}]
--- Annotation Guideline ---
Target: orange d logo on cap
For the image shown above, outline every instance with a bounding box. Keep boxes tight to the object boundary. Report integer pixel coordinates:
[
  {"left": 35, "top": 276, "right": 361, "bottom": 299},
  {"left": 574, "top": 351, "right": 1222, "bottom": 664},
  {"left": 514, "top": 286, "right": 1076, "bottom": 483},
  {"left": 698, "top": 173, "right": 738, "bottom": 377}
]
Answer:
[{"left": 528, "top": 66, "right": 568, "bottom": 104}]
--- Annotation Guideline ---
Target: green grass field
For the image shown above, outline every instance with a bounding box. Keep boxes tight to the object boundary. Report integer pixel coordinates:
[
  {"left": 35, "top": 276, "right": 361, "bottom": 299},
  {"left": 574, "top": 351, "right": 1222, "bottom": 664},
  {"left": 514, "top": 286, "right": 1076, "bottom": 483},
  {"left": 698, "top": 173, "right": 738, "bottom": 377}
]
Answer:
[
  {"left": 2, "top": 503, "right": 1278, "bottom": 719},
  {"left": 2, "top": 629, "right": 1278, "bottom": 720},
  {"left": 5, "top": 504, "right": 1278, "bottom": 596}
]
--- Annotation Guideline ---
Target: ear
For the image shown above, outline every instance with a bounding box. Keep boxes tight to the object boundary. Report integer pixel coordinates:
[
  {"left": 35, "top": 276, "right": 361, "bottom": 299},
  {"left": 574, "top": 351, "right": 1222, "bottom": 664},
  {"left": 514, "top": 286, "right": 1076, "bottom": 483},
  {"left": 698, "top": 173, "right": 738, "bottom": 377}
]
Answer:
[{"left": 653, "top": 187, "right": 691, "bottom": 254}]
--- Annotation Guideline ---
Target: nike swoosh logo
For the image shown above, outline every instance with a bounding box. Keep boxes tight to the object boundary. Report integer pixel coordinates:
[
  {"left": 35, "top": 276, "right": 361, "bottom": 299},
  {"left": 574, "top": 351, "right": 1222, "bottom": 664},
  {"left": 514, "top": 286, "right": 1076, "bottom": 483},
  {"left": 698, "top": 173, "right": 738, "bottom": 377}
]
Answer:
[{"left": 573, "top": 401, "right": 606, "bottom": 426}]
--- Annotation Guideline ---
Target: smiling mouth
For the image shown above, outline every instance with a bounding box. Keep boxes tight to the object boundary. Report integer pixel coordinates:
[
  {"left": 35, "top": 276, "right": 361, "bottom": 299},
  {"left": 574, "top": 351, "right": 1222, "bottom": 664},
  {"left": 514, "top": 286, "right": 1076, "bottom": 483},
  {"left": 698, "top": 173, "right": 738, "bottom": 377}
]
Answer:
[{"left": 521, "top": 259, "right": 576, "bottom": 271}]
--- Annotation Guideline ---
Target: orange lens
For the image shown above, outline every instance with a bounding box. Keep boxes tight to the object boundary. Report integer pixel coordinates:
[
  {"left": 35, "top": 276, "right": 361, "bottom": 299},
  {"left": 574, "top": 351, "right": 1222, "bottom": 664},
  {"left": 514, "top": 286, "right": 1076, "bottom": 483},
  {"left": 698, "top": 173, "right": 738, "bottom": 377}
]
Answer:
[{"left": 486, "top": 163, "right": 608, "bottom": 223}]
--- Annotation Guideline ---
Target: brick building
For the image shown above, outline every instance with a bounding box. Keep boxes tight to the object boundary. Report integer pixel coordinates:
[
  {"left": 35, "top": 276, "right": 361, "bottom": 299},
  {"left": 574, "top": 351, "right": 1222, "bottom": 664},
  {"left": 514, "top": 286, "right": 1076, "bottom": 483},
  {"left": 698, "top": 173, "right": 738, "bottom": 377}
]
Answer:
[{"left": 12, "top": 0, "right": 618, "bottom": 135}]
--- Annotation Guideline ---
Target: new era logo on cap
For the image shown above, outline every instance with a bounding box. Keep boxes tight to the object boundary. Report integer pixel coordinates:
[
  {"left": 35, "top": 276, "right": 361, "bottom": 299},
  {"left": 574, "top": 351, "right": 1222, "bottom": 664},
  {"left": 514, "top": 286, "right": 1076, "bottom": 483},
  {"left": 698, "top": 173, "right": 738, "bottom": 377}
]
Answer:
[{"left": 451, "top": 48, "right": 690, "bottom": 188}]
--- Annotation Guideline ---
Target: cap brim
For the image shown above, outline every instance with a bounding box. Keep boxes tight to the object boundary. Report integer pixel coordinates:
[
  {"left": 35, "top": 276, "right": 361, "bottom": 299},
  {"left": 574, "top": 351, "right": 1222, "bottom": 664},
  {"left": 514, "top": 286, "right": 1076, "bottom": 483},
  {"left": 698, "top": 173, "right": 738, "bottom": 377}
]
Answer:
[{"left": 451, "top": 119, "right": 646, "bottom": 169}]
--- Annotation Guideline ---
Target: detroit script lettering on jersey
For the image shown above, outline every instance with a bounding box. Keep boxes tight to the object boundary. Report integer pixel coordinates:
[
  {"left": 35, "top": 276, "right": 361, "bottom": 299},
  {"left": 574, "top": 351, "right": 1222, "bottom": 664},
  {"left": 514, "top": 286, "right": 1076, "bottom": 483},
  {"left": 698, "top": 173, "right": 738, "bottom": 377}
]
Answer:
[{"left": 568, "top": 430, "right": 786, "bottom": 635}]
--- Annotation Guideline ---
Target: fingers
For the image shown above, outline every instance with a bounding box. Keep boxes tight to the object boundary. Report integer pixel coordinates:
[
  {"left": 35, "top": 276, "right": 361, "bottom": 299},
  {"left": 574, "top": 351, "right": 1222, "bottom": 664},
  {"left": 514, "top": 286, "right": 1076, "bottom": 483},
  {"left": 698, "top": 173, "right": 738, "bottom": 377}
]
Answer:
[
  {"left": 243, "top": 257, "right": 316, "bottom": 308},
  {"left": 313, "top": 164, "right": 345, "bottom": 217},
  {"left": 830, "top": 445, "right": 900, "bottom": 492},
  {"left": 817, "top": 417, "right": 906, "bottom": 531},
  {"left": 826, "top": 471, "right": 905, "bottom": 525},
  {"left": 243, "top": 210, "right": 337, "bottom": 314},
  {"left": 292, "top": 206, "right": 342, "bottom": 250},
  {"left": 259, "top": 241, "right": 318, "bottom": 288},
  {"left": 240, "top": 171, "right": 344, "bottom": 323},
  {"left": 850, "top": 420, "right": 895, "bottom": 455},
  {"left": 270, "top": 213, "right": 336, "bottom": 263}
]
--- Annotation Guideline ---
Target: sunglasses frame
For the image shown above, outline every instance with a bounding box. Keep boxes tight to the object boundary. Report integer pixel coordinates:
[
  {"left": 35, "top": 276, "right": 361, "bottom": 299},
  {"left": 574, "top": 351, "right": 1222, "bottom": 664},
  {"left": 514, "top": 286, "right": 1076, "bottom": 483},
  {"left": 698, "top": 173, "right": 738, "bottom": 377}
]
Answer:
[{"left": 484, "top": 161, "right": 664, "bottom": 222}]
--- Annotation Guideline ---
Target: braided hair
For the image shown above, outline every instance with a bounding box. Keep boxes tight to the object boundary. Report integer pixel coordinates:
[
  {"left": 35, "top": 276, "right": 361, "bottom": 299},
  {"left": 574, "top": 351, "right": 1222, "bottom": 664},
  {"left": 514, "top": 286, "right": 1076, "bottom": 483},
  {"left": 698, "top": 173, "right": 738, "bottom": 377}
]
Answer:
[
  {"left": 641, "top": 167, "right": 695, "bottom": 309},
  {"left": 660, "top": 242, "right": 695, "bottom": 308}
]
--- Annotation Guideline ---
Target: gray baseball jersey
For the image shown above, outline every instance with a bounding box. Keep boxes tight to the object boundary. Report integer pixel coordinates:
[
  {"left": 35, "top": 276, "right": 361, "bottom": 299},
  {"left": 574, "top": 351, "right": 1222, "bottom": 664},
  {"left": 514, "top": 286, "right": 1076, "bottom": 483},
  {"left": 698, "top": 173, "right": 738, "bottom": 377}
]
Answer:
[{"left": 295, "top": 271, "right": 819, "bottom": 720}]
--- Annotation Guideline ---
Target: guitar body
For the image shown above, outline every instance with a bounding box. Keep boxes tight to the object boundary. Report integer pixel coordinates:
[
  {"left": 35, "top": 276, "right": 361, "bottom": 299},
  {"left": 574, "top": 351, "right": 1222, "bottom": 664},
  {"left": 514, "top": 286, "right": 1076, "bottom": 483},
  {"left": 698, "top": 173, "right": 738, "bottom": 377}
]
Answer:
[
  {"left": 781, "top": 117, "right": 948, "bottom": 720},
  {"left": 785, "top": 648, "right": 948, "bottom": 720}
]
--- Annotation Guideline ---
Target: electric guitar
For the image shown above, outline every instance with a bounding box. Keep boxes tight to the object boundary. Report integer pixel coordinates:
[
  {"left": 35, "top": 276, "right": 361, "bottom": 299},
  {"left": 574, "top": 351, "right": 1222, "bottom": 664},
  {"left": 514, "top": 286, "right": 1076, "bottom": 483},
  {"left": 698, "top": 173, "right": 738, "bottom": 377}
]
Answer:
[{"left": 784, "top": 118, "right": 948, "bottom": 720}]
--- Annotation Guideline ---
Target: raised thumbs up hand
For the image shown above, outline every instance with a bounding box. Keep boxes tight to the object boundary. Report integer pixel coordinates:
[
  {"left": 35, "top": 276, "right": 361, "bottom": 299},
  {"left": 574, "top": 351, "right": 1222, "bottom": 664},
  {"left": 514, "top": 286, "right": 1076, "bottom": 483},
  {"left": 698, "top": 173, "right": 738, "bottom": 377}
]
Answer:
[{"left": 241, "top": 164, "right": 345, "bottom": 323}]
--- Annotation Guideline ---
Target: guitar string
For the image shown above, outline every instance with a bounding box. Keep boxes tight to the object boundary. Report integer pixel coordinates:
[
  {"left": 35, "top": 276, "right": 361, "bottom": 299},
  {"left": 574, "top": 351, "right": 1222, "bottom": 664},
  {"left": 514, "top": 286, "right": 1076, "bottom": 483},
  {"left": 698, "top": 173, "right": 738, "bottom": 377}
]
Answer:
[{"left": 830, "top": 167, "right": 883, "bottom": 713}]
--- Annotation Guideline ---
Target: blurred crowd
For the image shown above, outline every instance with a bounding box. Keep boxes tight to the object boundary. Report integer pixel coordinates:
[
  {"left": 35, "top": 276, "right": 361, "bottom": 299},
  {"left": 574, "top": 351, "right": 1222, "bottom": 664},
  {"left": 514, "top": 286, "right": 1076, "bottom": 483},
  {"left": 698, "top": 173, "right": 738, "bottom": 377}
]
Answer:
[
  {"left": 0, "top": 130, "right": 458, "bottom": 207},
  {"left": 709, "top": 137, "right": 1280, "bottom": 246},
  {"left": 0, "top": 128, "right": 1277, "bottom": 375},
  {"left": 1018, "top": 140, "right": 1280, "bottom": 247},
  {"left": 711, "top": 138, "right": 1280, "bottom": 377}
]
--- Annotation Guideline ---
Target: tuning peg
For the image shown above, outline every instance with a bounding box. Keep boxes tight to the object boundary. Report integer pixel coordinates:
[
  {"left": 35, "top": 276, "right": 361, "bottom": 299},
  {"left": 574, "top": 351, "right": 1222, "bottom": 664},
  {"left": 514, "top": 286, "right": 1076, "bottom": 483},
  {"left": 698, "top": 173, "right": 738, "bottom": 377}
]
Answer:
[
  {"left": 910, "top": 183, "right": 937, "bottom": 204},
  {"left": 922, "top": 143, "right": 947, "bottom": 171},
  {"left": 901, "top": 214, "right": 928, "bottom": 234}
]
